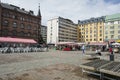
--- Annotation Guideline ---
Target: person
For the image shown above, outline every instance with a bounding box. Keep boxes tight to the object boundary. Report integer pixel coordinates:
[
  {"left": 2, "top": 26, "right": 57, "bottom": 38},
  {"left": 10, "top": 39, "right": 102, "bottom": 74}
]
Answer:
[
  {"left": 96, "top": 48, "right": 102, "bottom": 56},
  {"left": 109, "top": 47, "right": 113, "bottom": 54},
  {"left": 82, "top": 45, "right": 85, "bottom": 54}
]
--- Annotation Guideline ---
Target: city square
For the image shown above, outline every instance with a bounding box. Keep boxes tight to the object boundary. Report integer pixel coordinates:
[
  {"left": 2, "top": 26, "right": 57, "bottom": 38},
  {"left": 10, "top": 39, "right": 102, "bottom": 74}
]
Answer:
[
  {"left": 0, "top": 49, "right": 119, "bottom": 80},
  {"left": 0, "top": 0, "right": 120, "bottom": 80}
]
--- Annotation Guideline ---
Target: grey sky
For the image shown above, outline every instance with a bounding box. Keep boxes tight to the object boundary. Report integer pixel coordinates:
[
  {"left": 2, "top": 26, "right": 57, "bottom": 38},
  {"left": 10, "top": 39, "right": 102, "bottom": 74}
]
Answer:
[{"left": 2, "top": 0, "right": 120, "bottom": 25}]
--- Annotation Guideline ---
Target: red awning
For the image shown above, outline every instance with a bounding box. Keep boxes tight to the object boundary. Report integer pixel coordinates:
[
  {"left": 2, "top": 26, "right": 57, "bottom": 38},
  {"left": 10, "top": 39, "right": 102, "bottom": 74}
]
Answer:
[{"left": 0, "top": 37, "right": 37, "bottom": 44}]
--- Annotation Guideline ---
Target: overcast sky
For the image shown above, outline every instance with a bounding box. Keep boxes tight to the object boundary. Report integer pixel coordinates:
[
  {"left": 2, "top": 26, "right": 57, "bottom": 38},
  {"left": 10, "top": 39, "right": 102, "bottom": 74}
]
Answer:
[{"left": 2, "top": 0, "right": 120, "bottom": 25}]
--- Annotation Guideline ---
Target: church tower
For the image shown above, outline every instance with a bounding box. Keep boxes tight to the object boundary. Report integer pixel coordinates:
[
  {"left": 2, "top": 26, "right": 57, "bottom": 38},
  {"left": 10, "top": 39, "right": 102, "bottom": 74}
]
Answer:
[{"left": 37, "top": 3, "right": 43, "bottom": 44}]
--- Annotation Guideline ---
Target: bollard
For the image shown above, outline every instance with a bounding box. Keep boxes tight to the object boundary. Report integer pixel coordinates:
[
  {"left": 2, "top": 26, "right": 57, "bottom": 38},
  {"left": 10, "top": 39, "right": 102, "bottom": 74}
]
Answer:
[{"left": 109, "top": 53, "right": 114, "bottom": 61}]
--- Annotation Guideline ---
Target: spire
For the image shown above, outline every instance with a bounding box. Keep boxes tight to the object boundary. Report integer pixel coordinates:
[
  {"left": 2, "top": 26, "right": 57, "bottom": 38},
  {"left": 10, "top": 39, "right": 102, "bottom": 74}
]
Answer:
[
  {"left": 38, "top": 3, "right": 41, "bottom": 17},
  {"left": 0, "top": 0, "right": 1, "bottom": 7}
]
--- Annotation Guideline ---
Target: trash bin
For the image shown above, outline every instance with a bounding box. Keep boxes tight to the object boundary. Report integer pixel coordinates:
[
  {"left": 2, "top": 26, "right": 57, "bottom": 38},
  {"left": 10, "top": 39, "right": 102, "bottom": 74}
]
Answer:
[{"left": 109, "top": 54, "right": 114, "bottom": 61}]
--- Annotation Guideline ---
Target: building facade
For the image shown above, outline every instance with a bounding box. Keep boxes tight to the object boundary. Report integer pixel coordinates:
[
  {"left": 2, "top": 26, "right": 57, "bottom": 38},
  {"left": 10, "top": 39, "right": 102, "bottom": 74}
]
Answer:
[
  {"left": 47, "top": 17, "right": 77, "bottom": 44},
  {"left": 0, "top": 2, "right": 42, "bottom": 43},
  {"left": 41, "top": 25, "right": 47, "bottom": 43},
  {"left": 78, "top": 16, "right": 105, "bottom": 43},
  {"left": 104, "top": 13, "right": 120, "bottom": 42}
]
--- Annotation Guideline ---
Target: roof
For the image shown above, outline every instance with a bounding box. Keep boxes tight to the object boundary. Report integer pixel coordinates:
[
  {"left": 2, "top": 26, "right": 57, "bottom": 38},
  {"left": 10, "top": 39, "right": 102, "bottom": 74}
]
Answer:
[
  {"left": 0, "top": 37, "right": 37, "bottom": 44},
  {"left": 1, "top": 3, "right": 35, "bottom": 16},
  {"left": 78, "top": 16, "right": 105, "bottom": 24},
  {"left": 105, "top": 13, "right": 120, "bottom": 22}
]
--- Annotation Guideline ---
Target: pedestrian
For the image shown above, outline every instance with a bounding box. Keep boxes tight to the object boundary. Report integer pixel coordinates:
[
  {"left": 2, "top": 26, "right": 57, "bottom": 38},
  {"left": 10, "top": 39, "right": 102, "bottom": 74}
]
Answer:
[
  {"left": 82, "top": 45, "right": 85, "bottom": 54},
  {"left": 109, "top": 47, "right": 113, "bottom": 54}
]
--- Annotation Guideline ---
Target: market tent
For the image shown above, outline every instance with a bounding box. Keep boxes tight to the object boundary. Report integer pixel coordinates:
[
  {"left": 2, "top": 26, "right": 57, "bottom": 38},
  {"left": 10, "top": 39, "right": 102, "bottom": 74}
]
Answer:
[
  {"left": 111, "top": 42, "right": 120, "bottom": 46},
  {"left": 56, "top": 42, "right": 74, "bottom": 45},
  {"left": 89, "top": 42, "right": 107, "bottom": 46},
  {"left": 0, "top": 37, "right": 37, "bottom": 44}
]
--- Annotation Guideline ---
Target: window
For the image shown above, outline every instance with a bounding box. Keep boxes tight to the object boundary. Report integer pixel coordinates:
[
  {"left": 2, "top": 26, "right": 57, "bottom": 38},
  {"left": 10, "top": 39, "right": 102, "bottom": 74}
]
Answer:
[
  {"left": 105, "top": 36, "right": 108, "bottom": 38},
  {"left": 27, "top": 25, "right": 31, "bottom": 29},
  {"left": 12, "top": 15, "right": 15, "bottom": 19},
  {"left": 13, "top": 22, "right": 17, "bottom": 28},
  {"left": 118, "top": 21, "right": 120, "bottom": 24},
  {"left": 20, "top": 17, "right": 25, "bottom": 21},
  {"left": 94, "top": 39, "right": 96, "bottom": 41},
  {"left": 34, "top": 27, "right": 37, "bottom": 31},
  {"left": 27, "top": 32, "right": 31, "bottom": 36},
  {"left": 3, "top": 12, "right": 10, "bottom": 17},
  {"left": 118, "top": 26, "right": 120, "bottom": 28},
  {"left": 100, "top": 30, "right": 102, "bottom": 33},
  {"left": 12, "top": 30, "right": 17, "bottom": 36},
  {"left": 118, "top": 30, "right": 120, "bottom": 33},
  {"left": 94, "top": 34, "right": 96, "bottom": 37},
  {"left": 2, "top": 30, "right": 8, "bottom": 36},
  {"left": 105, "top": 26, "right": 108, "bottom": 29},
  {"left": 100, "top": 38, "right": 102, "bottom": 41},
  {"left": 51, "top": 33, "right": 52, "bottom": 35},
  {"left": 105, "top": 31, "right": 108, "bottom": 34},
  {"left": 118, "top": 35, "right": 120, "bottom": 39},
  {"left": 111, "top": 35, "right": 114, "bottom": 38},
  {"left": 110, "top": 26, "right": 114, "bottom": 29},
  {"left": 110, "top": 31, "right": 114, "bottom": 34},
  {"left": 110, "top": 21, "right": 114, "bottom": 25},
  {"left": 20, "top": 23, "right": 24, "bottom": 29},
  {"left": 105, "top": 22, "right": 108, "bottom": 25},
  {"left": 19, "top": 31, "right": 24, "bottom": 36},
  {"left": 82, "top": 28, "right": 84, "bottom": 30},
  {"left": 3, "top": 20, "right": 9, "bottom": 27},
  {"left": 100, "top": 26, "right": 102, "bottom": 28},
  {"left": 100, "top": 34, "right": 102, "bottom": 36}
]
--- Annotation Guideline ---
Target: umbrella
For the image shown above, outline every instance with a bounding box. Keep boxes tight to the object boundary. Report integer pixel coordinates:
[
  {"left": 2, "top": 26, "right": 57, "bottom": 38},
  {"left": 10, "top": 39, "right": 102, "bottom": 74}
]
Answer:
[{"left": 112, "top": 43, "right": 120, "bottom": 46}]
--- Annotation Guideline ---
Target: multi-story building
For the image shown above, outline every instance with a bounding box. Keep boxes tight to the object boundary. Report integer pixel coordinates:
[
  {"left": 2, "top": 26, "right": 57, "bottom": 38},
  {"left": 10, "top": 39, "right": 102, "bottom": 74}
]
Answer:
[
  {"left": 0, "top": 2, "right": 42, "bottom": 43},
  {"left": 78, "top": 16, "right": 105, "bottom": 43},
  {"left": 41, "top": 25, "right": 47, "bottom": 43},
  {"left": 104, "top": 13, "right": 120, "bottom": 42},
  {"left": 47, "top": 17, "right": 77, "bottom": 44}
]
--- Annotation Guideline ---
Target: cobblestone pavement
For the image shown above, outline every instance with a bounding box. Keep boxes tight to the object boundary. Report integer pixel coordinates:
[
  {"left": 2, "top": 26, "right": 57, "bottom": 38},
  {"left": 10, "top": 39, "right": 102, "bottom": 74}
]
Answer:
[{"left": 0, "top": 50, "right": 119, "bottom": 80}]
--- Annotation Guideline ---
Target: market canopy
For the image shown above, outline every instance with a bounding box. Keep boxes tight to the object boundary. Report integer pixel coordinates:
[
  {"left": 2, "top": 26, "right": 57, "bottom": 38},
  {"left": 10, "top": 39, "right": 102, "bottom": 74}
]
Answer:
[
  {"left": 0, "top": 37, "right": 37, "bottom": 44},
  {"left": 88, "top": 42, "right": 107, "bottom": 46},
  {"left": 111, "top": 42, "right": 120, "bottom": 46}
]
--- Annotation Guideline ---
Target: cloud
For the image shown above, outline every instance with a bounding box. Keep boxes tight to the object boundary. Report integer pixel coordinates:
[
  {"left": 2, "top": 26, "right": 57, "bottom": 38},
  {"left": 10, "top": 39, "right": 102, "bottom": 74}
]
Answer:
[{"left": 2, "top": 0, "right": 120, "bottom": 25}]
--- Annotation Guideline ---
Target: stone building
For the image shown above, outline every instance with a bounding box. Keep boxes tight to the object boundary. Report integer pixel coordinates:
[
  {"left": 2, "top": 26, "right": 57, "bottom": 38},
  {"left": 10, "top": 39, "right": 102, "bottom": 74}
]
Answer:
[{"left": 0, "top": 2, "right": 42, "bottom": 43}]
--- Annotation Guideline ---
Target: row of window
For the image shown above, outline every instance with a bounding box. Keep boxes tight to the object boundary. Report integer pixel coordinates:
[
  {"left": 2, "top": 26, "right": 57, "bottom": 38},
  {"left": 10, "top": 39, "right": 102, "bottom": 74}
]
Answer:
[
  {"left": 80, "top": 27, "right": 103, "bottom": 31},
  {"left": 105, "top": 21, "right": 120, "bottom": 25},
  {"left": 80, "top": 23, "right": 103, "bottom": 27},
  {"left": 105, "top": 30, "right": 120, "bottom": 34},
  {"left": 3, "top": 20, "right": 37, "bottom": 30},
  {"left": 2, "top": 12, "right": 39, "bottom": 24},
  {"left": 79, "top": 38, "right": 103, "bottom": 41},
  {"left": 105, "top": 35, "right": 120, "bottom": 39},
  {"left": 105, "top": 26, "right": 120, "bottom": 29},
  {"left": 2, "top": 30, "right": 37, "bottom": 37}
]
